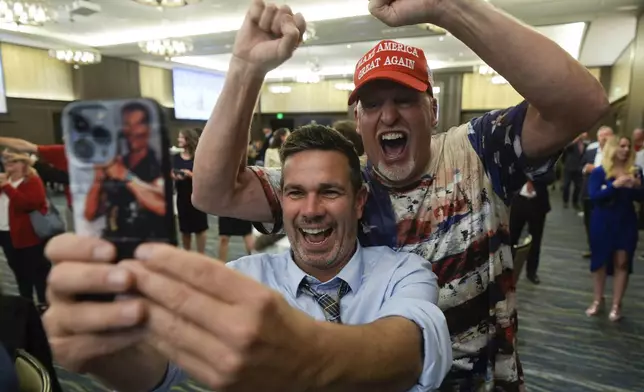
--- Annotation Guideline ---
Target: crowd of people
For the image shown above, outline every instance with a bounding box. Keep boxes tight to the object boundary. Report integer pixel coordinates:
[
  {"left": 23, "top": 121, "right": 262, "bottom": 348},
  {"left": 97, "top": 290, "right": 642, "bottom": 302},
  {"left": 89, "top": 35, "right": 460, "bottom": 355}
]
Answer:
[{"left": 1, "top": 0, "right": 642, "bottom": 391}]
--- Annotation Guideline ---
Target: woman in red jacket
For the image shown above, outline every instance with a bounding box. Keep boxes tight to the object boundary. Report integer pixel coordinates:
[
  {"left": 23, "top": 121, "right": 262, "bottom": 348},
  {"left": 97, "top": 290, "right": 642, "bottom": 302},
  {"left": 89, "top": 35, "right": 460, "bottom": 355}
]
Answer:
[{"left": 0, "top": 150, "right": 50, "bottom": 309}]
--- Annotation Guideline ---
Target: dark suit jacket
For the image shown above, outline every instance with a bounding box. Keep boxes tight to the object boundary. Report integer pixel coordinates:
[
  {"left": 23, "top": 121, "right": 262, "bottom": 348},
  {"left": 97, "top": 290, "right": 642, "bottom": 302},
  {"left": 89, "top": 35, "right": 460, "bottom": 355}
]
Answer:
[
  {"left": 562, "top": 141, "right": 587, "bottom": 172},
  {"left": 581, "top": 145, "right": 599, "bottom": 199}
]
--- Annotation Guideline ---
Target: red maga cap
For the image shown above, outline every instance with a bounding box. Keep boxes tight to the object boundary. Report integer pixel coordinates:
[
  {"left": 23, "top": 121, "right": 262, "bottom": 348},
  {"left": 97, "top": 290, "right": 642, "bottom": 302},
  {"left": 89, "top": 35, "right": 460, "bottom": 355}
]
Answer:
[{"left": 348, "top": 40, "right": 432, "bottom": 105}]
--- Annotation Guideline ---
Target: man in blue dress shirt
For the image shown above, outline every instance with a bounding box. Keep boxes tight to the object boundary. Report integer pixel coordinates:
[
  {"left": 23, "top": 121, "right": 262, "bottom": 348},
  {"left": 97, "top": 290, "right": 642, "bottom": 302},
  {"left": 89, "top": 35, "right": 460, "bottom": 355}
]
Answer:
[{"left": 42, "top": 125, "right": 451, "bottom": 391}]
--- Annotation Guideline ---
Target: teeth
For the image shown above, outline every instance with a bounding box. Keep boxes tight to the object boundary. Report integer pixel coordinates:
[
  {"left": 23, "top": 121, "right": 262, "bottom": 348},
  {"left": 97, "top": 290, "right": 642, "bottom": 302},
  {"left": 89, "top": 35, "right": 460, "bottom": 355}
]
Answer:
[
  {"left": 381, "top": 132, "right": 405, "bottom": 141},
  {"left": 301, "top": 228, "right": 328, "bottom": 235}
]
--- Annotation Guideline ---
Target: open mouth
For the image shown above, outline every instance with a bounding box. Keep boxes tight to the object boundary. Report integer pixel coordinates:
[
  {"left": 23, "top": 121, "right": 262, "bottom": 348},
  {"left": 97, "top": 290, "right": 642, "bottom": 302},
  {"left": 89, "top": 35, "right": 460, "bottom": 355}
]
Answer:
[
  {"left": 299, "top": 227, "right": 333, "bottom": 245},
  {"left": 379, "top": 132, "right": 408, "bottom": 160}
]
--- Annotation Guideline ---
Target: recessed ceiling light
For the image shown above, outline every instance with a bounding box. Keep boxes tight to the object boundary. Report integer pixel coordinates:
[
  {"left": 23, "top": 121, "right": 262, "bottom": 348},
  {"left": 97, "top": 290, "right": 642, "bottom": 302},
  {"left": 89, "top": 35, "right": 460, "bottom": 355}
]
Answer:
[
  {"left": 438, "top": 36, "right": 445, "bottom": 42},
  {"left": 458, "top": 52, "right": 464, "bottom": 57},
  {"left": 346, "top": 44, "right": 352, "bottom": 49}
]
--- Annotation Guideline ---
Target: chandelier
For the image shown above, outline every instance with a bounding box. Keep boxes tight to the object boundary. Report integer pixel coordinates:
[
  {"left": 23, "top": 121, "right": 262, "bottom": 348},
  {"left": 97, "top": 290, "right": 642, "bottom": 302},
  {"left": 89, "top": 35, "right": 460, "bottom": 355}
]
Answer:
[
  {"left": 132, "top": 0, "right": 201, "bottom": 9},
  {"left": 475, "top": 64, "right": 508, "bottom": 85},
  {"left": 49, "top": 49, "right": 102, "bottom": 69},
  {"left": 0, "top": 0, "right": 54, "bottom": 26},
  {"left": 139, "top": 39, "right": 192, "bottom": 60}
]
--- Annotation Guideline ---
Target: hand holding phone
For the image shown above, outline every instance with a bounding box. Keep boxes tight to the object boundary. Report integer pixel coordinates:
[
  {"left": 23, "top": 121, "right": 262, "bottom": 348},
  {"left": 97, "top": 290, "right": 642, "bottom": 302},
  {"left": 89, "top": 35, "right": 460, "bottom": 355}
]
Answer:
[{"left": 42, "top": 234, "right": 157, "bottom": 385}]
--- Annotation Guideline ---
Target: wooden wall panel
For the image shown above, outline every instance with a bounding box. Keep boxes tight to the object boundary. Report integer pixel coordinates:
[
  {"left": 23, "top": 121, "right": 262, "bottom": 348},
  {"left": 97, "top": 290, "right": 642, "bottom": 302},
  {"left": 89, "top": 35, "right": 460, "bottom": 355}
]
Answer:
[
  {"left": 1, "top": 43, "right": 75, "bottom": 101},
  {"left": 260, "top": 80, "right": 350, "bottom": 113},
  {"left": 140, "top": 65, "right": 174, "bottom": 108},
  {"left": 610, "top": 42, "right": 634, "bottom": 104}
]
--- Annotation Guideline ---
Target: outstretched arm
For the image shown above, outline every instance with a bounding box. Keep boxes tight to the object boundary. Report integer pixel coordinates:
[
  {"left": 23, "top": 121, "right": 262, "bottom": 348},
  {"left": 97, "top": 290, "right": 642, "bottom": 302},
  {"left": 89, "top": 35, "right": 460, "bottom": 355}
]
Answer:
[
  {"left": 434, "top": 0, "right": 609, "bottom": 158},
  {"left": 0, "top": 137, "right": 38, "bottom": 153}
]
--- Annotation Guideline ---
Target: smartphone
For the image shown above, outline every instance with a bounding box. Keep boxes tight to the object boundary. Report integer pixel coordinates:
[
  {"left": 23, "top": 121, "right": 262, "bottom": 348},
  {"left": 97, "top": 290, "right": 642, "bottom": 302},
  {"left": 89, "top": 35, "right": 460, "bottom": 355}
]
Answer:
[
  {"left": 63, "top": 98, "right": 177, "bottom": 301},
  {"left": 172, "top": 168, "right": 185, "bottom": 178}
]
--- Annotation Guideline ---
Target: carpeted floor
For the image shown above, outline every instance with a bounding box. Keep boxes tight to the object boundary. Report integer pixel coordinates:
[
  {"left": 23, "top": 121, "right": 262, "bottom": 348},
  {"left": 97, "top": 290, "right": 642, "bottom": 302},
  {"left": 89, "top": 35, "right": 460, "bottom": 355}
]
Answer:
[{"left": 1, "top": 193, "right": 643, "bottom": 391}]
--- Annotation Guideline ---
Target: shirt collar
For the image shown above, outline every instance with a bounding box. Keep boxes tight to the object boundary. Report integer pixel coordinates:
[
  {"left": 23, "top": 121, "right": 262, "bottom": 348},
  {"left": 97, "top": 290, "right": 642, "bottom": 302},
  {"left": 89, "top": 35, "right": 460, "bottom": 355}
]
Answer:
[{"left": 285, "top": 242, "right": 364, "bottom": 297}]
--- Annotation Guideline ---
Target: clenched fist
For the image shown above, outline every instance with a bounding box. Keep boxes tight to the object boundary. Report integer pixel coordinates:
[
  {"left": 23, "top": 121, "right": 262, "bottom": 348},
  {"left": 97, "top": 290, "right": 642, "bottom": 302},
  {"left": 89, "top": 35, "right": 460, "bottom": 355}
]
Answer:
[
  {"left": 232, "top": 0, "right": 306, "bottom": 74},
  {"left": 369, "top": 0, "right": 452, "bottom": 27}
]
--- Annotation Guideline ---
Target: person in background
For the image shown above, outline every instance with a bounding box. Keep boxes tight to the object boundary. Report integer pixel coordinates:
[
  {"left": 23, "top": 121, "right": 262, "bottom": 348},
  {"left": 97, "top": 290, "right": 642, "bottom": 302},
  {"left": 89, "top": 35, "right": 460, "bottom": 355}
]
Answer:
[
  {"left": 191, "top": 0, "right": 609, "bottom": 389},
  {"left": 41, "top": 124, "right": 452, "bottom": 392},
  {"left": 0, "top": 137, "right": 73, "bottom": 230},
  {"left": 264, "top": 127, "right": 290, "bottom": 168},
  {"left": 173, "top": 129, "right": 209, "bottom": 254},
  {"left": 332, "top": 120, "right": 365, "bottom": 157},
  {"left": 247, "top": 139, "right": 264, "bottom": 166},
  {"left": 561, "top": 132, "right": 587, "bottom": 209},
  {"left": 586, "top": 136, "right": 644, "bottom": 322},
  {"left": 0, "top": 151, "right": 50, "bottom": 311},
  {"left": 632, "top": 128, "right": 643, "bottom": 152},
  {"left": 580, "top": 126, "right": 614, "bottom": 258},
  {"left": 510, "top": 171, "right": 555, "bottom": 285},
  {"left": 259, "top": 126, "right": 273, "bottom": 163}
]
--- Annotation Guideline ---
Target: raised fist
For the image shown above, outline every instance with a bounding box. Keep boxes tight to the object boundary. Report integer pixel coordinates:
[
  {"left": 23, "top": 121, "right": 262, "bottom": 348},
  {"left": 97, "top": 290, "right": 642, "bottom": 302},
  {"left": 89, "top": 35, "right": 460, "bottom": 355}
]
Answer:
[
  {"left": 368, "top": 0, "right": 447, "bottom": 27},
  {"left": 232, "top": 0, "right": 306, "bottom": 74}
]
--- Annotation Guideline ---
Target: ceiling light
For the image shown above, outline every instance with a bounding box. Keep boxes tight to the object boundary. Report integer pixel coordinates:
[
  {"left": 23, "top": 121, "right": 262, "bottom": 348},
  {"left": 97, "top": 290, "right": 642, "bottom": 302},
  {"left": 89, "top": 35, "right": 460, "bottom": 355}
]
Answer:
[
  {"left": 0, "top": 0, "right": 54, "bottom": 26},
  {"left": 432, "top": 86, "right": 441, "bottom": 95},
  {"left": 132, "top": 0, "right": 201, "bottom": 9},
  {"left": 268, "top": 85, "right": 292, "bottom": 94},
  {"left": 139, "top": 38, "right": 192, "bottom": 59},
  {"left": 302, "top": 25, "right": 317, "bottom": 43},
  {"left": 490, "top": 75, "right": 508, "bottom": 85},
  {"left": 295, "top": 73, "right": 322, "bottom": 84},
  {"left": 49, "top": 48, "right": 101, "bottom": 69}
]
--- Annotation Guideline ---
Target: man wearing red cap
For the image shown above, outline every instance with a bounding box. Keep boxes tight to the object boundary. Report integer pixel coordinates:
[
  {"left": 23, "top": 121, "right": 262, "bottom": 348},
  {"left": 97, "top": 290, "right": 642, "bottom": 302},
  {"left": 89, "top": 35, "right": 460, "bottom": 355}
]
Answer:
[{"left": 189, "top": 0, "right": 608, "bottom": 390}]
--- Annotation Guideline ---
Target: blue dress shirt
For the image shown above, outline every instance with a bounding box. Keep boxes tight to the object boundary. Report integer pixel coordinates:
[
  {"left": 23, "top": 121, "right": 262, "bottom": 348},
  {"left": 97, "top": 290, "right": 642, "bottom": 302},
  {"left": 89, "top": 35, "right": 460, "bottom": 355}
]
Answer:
[{"left": 152, "top": 244, "right": 452, "bottom": 391}]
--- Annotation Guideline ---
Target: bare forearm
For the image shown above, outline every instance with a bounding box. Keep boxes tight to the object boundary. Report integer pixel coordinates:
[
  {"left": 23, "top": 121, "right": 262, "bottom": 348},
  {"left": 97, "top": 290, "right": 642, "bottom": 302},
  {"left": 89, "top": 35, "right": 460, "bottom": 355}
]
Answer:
[
  {"left": 84, "top": 181, "right": 104, "bottom": 221},
  {"left": 438, "top": 0, "right": 607, "bottom": 131},
  {"left": 128, "top": 181, "right": 166, "bottom": 216},
  {"left": 0, "top": 137, "right": 37, "bottom": 153},
  {"left": 314, "top": 318, "right": 422, "bottom": 392},
  {"left": 193, "top": 57, "right": 264, "bottom": 213},
  {"left": 90, "top": 344, "right": 168, "bottom": 392}
]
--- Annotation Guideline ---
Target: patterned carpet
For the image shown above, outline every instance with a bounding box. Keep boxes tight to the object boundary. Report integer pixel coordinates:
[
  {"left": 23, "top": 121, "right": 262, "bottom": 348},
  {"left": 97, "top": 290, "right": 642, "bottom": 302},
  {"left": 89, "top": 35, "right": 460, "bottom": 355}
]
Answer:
[{"left": 1, "top": 193, "right": 643, "bottom": 391}]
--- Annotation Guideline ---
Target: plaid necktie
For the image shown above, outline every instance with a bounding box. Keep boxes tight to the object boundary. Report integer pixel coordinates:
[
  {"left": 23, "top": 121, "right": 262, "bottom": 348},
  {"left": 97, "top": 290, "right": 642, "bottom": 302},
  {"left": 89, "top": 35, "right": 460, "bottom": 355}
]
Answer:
[{"left": 300, "top": 279, "right": 350, "bottom": 323}]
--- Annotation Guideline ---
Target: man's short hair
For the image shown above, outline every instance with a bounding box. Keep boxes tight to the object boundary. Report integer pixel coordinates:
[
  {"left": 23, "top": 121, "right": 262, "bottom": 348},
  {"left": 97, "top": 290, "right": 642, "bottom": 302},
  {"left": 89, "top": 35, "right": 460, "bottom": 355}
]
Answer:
[
  {"left": 332, "top": 120, "right": 364, "bottom": 156},
  {"left": 280, "top": 124, "right": 363, "bottom": 193},
  {"left": 122, "top": 102, "right": 150, "bottom": 124}
]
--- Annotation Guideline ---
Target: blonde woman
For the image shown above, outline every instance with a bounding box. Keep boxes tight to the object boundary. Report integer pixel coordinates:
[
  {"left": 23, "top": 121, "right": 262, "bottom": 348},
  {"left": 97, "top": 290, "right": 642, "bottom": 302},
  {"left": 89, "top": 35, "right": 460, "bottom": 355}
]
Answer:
[
  {"left": 0, "top": 150, "right": 50, "bottom": 310},
  {"left": 586, "top": 136, "right": 644, "bottom": 321},
  {"left": 263, "top": 128, "right": 290, "bottom": 168}
]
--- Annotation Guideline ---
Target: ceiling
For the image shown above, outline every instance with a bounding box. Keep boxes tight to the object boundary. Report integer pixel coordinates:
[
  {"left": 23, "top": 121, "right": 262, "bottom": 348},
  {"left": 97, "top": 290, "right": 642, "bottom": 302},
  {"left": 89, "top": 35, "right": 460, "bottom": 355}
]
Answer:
[{"left": 0, "top": 0, "right": 642, "bottom": 80}]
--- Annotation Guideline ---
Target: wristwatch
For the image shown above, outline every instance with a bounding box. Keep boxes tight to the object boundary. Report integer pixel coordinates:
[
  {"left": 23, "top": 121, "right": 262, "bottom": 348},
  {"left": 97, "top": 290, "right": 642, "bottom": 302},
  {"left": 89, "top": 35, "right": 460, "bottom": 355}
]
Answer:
[{"left": 124, "top": 171, "right": 135, "bottom": 182}]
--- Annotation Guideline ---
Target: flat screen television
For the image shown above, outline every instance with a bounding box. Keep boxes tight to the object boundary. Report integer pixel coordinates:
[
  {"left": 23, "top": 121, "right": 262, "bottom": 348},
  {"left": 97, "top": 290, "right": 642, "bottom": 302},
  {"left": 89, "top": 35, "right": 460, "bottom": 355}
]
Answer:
[
  {"left": 0, "top": 46, "right": 7, "bottom": 114},
  {"left": 172, "top": 67, "right": 225, "bottom": 121}
]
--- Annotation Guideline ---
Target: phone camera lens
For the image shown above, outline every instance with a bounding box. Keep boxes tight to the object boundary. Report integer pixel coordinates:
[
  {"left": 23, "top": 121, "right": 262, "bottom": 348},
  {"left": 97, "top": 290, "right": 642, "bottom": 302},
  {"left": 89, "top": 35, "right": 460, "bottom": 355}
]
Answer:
[
  {"left": 73, "top": 138, "right": 95, "bottom": 161},
  {"left": 72, "top": 114, "right": 90, "bottom": 132},
  {"left": 92, "top": 126, "right": 112, "bottom": 145}
]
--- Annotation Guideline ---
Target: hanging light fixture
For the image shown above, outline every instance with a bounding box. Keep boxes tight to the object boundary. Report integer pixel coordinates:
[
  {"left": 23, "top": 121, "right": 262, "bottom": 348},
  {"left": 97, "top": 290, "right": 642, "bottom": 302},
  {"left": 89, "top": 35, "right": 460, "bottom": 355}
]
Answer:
[
  {"left": 139, "top": 38, "right": 193, "bottom": 60},
  {"left": 0, "top": 0, "right": 55, "bottom": 26},
  {"left": 49, "top": 49, "right": 102, "bottom": 69},
  {"left": 132, "top": 0, "right": 201, "bottom": 9}
]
